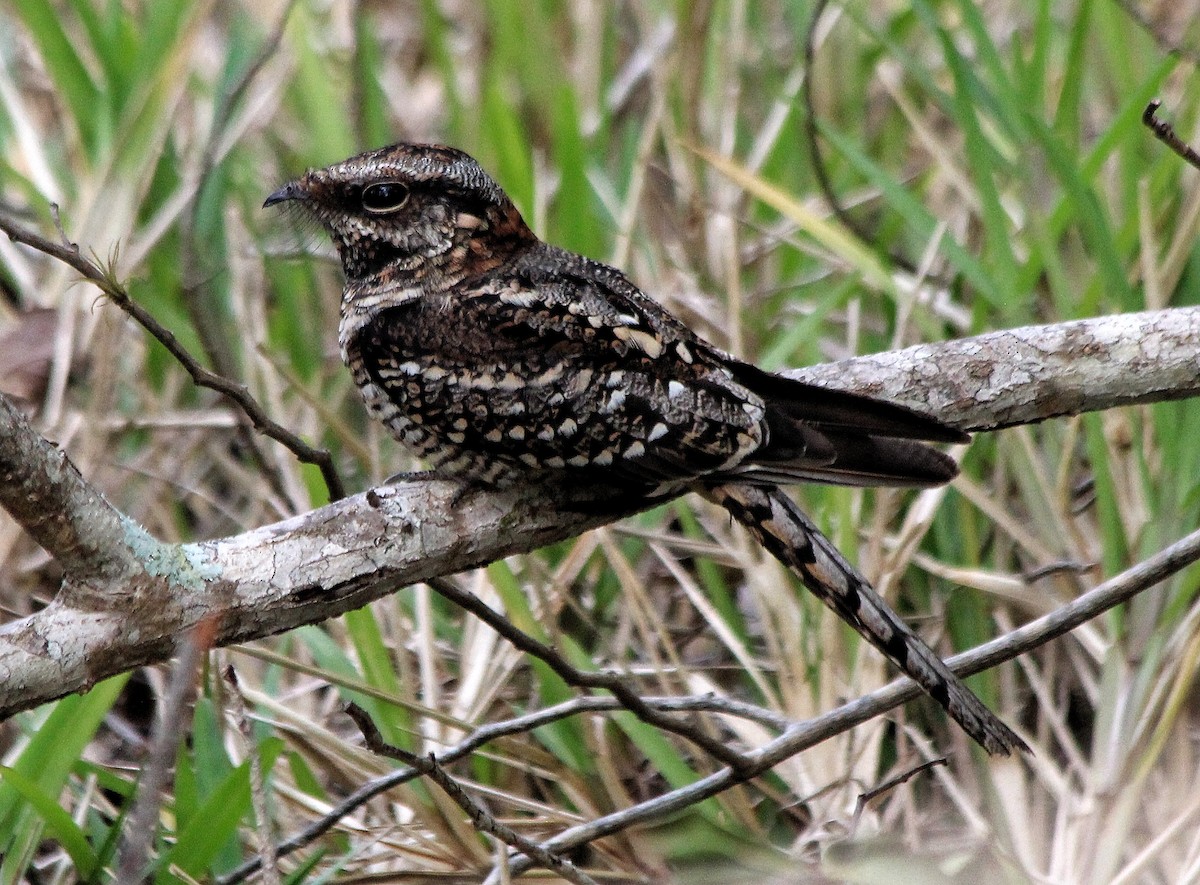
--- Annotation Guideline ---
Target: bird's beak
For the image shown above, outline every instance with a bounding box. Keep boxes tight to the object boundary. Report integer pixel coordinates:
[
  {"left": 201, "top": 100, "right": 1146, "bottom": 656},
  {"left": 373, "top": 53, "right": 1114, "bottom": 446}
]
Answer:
[{"left": 263, "top": 181, "right": 303, "bottom": 208}]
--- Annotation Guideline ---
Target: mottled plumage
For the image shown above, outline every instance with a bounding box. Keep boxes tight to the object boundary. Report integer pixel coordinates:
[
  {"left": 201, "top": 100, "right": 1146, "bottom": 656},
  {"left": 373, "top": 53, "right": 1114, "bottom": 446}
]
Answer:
[{"left": 266, "top": 143, "right": 1026, "bottom": 755}]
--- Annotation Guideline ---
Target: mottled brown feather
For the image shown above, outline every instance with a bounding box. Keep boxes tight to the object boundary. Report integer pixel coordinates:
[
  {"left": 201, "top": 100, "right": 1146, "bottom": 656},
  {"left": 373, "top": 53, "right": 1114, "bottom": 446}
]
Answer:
[{"left": 266, "top": 143, "right": 1026, "bottom": 755}]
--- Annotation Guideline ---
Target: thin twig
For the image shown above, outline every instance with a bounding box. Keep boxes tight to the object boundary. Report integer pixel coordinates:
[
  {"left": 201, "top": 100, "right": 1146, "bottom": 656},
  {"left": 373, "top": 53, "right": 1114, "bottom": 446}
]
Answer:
[
  {"left": 49, "top": 202, "right": 73, "bottom": 248},
  {"left": 1144, "top": 100, "right": 1200, "bottom": 170},
  {"left": 850, "top": 757, "right": 947, "bottom": 832},
  {"left": 0, "top": 211, "right": 346, "bottom": 500},
  {"left": 345, "top": 703, "right": 600, "bottom": 885},
  {"left": 1023, "top": 559, "right": 1096, "bottom": 584},
  {"left": 426, "top": 577, "right": 754, "bottom": 774},
  {"left": 217, "top": 692, "right": 781, "bottom": 885}
]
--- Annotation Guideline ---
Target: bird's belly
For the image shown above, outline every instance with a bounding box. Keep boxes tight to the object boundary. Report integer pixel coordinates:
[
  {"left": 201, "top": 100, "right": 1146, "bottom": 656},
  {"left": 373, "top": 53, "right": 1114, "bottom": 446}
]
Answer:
[{"left": 346, "top": 360, "right": 515, "bottom": 484}]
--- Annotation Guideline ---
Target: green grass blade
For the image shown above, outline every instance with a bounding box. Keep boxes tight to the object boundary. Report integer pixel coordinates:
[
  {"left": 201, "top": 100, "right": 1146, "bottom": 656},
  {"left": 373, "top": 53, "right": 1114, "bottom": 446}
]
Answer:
[
  {"left": 0, "top": 765, "right": 100, "bottom": 879},
  {"left": 0, "top": 677, "right": 127, "bottom": 846}
]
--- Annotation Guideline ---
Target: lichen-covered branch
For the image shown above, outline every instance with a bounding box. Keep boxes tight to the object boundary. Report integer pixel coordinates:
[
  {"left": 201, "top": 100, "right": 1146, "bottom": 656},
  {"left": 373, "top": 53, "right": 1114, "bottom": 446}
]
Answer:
[
  {"left": 790, "top": 308, "right": 1200, "bottom": 431},
  {"left": 0, "top": 305, "right": 1197, "bottom": 718},
  {"left": 0, "top": 473, "right": 624, "bottom": 718}
]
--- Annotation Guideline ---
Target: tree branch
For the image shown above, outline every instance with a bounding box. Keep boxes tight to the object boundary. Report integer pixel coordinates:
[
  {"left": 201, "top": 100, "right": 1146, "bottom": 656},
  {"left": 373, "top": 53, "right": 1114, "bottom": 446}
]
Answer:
[
  {"left": 0, "top": 306, "right": 1198, "bottom": 717},
  {"left": 346, "top": 702, "right": 601, "bottom": 885},
  {"left": 789, "top": 307, "right": 1200, "bottom": 431}
]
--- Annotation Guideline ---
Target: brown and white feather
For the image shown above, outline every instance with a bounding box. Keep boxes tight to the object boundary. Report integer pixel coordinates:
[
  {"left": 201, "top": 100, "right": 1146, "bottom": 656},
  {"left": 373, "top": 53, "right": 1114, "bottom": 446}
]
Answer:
[{"left": 266, "top": 143, "right": 1026, "bottom": 755}]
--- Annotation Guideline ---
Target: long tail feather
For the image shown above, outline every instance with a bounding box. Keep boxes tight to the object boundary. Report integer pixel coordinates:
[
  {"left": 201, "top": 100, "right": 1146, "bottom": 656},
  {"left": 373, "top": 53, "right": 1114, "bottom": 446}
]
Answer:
[
  {"left": 702, "top": 482, "right": 1027, "bottom": 756},
  {"left": 743, "top": 432, "right": 961, "bottom": 489}
]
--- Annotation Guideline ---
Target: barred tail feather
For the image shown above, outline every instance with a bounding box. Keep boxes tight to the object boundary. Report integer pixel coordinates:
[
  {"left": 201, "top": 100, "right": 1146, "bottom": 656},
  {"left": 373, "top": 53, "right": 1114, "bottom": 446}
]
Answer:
[{"left": 702, "top": 482, "right": 1027, "bottom": 756}]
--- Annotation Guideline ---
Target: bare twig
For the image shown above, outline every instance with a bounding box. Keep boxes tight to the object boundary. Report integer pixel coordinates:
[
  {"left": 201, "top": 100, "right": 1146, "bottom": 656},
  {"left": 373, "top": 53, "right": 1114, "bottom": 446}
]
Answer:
[
  {"left": 346, "top": 702, "right": 601, "bottom": 885},
  {"left": 49, "top": 202, "right": 74, "bottom": 248},
  {"left": 426, "top": 577, "right": 753, "bottom": 773},
  {"left": 850, "top": 757, "right": 947, "bottom": 832},
  {"left": 0, "top": 211, "right": 346, "bottom": 500},
  {"left": 1023, "top": 560, "right": 1096, "bottom": 584},
  {"left": 1144, "top": 100, "right": 1200, "bottom": 170},
  {"left": 219, "top": 691, "right": 781, "bottom": 885}
]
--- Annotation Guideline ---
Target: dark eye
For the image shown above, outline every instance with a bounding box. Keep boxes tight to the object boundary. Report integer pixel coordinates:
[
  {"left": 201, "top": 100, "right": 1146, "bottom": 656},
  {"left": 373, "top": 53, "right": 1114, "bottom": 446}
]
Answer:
[{"left": 361, "top": 181, "right": 410, "bottom": 214}]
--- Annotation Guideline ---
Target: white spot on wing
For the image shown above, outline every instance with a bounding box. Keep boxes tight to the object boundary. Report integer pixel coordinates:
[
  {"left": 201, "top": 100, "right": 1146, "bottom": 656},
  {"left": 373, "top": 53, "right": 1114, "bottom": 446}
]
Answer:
[
  {"left": 533, "top": 363, "right": 565, "bottom": 386},
  {"left": 603, "top": 390, "right": 627, "bottom": 413},
  {"left": 614, "top": 326, "right": 664, "bottom": 357},
  {"left": 498, "top": 289, "right": 540, "bottom": 307}
]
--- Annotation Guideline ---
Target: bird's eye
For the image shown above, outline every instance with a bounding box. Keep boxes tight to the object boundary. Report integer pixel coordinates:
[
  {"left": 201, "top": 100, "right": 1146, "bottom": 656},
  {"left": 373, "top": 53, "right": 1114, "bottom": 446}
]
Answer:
[{"left": 361, "top": 181, "right": 410, "bottom": 214}]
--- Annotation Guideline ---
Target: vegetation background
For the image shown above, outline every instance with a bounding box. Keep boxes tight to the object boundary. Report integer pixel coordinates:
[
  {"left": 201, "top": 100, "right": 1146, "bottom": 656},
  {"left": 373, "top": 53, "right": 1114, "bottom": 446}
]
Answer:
[{"left": 1, "top": 0, "right": 1200, "bottom": 881}]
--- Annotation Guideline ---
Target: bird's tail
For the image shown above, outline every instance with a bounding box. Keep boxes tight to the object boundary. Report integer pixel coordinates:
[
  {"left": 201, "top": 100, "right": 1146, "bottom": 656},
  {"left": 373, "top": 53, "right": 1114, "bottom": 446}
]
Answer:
[{"left": 702, "top": 482, "right": 1027, "bottom": 756}]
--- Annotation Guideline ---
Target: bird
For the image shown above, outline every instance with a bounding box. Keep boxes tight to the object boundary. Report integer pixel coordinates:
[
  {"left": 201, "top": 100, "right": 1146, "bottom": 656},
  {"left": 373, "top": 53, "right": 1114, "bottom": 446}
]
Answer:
[{"left": 265, "top": 143, "right": 1026, "bottom": 756}]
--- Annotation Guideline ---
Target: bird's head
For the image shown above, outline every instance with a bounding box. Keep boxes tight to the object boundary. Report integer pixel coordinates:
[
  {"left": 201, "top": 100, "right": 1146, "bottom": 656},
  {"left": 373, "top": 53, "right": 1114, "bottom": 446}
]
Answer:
[{"left": 264, "top": 143, "right": 536, "bottom": 284}]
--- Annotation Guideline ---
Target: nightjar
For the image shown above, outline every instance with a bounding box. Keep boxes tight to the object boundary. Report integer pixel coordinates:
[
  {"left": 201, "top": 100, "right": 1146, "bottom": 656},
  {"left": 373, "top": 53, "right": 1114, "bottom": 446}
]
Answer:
[{"left": 265, "top": 143, "right": 1025, "bottom": 755}]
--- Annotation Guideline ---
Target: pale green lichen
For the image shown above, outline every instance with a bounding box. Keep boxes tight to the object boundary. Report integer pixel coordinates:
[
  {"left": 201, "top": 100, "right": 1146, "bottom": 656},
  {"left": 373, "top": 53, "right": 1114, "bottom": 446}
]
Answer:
[{"left": 120, "top": 516, "right": 220, "bottom": 591}]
